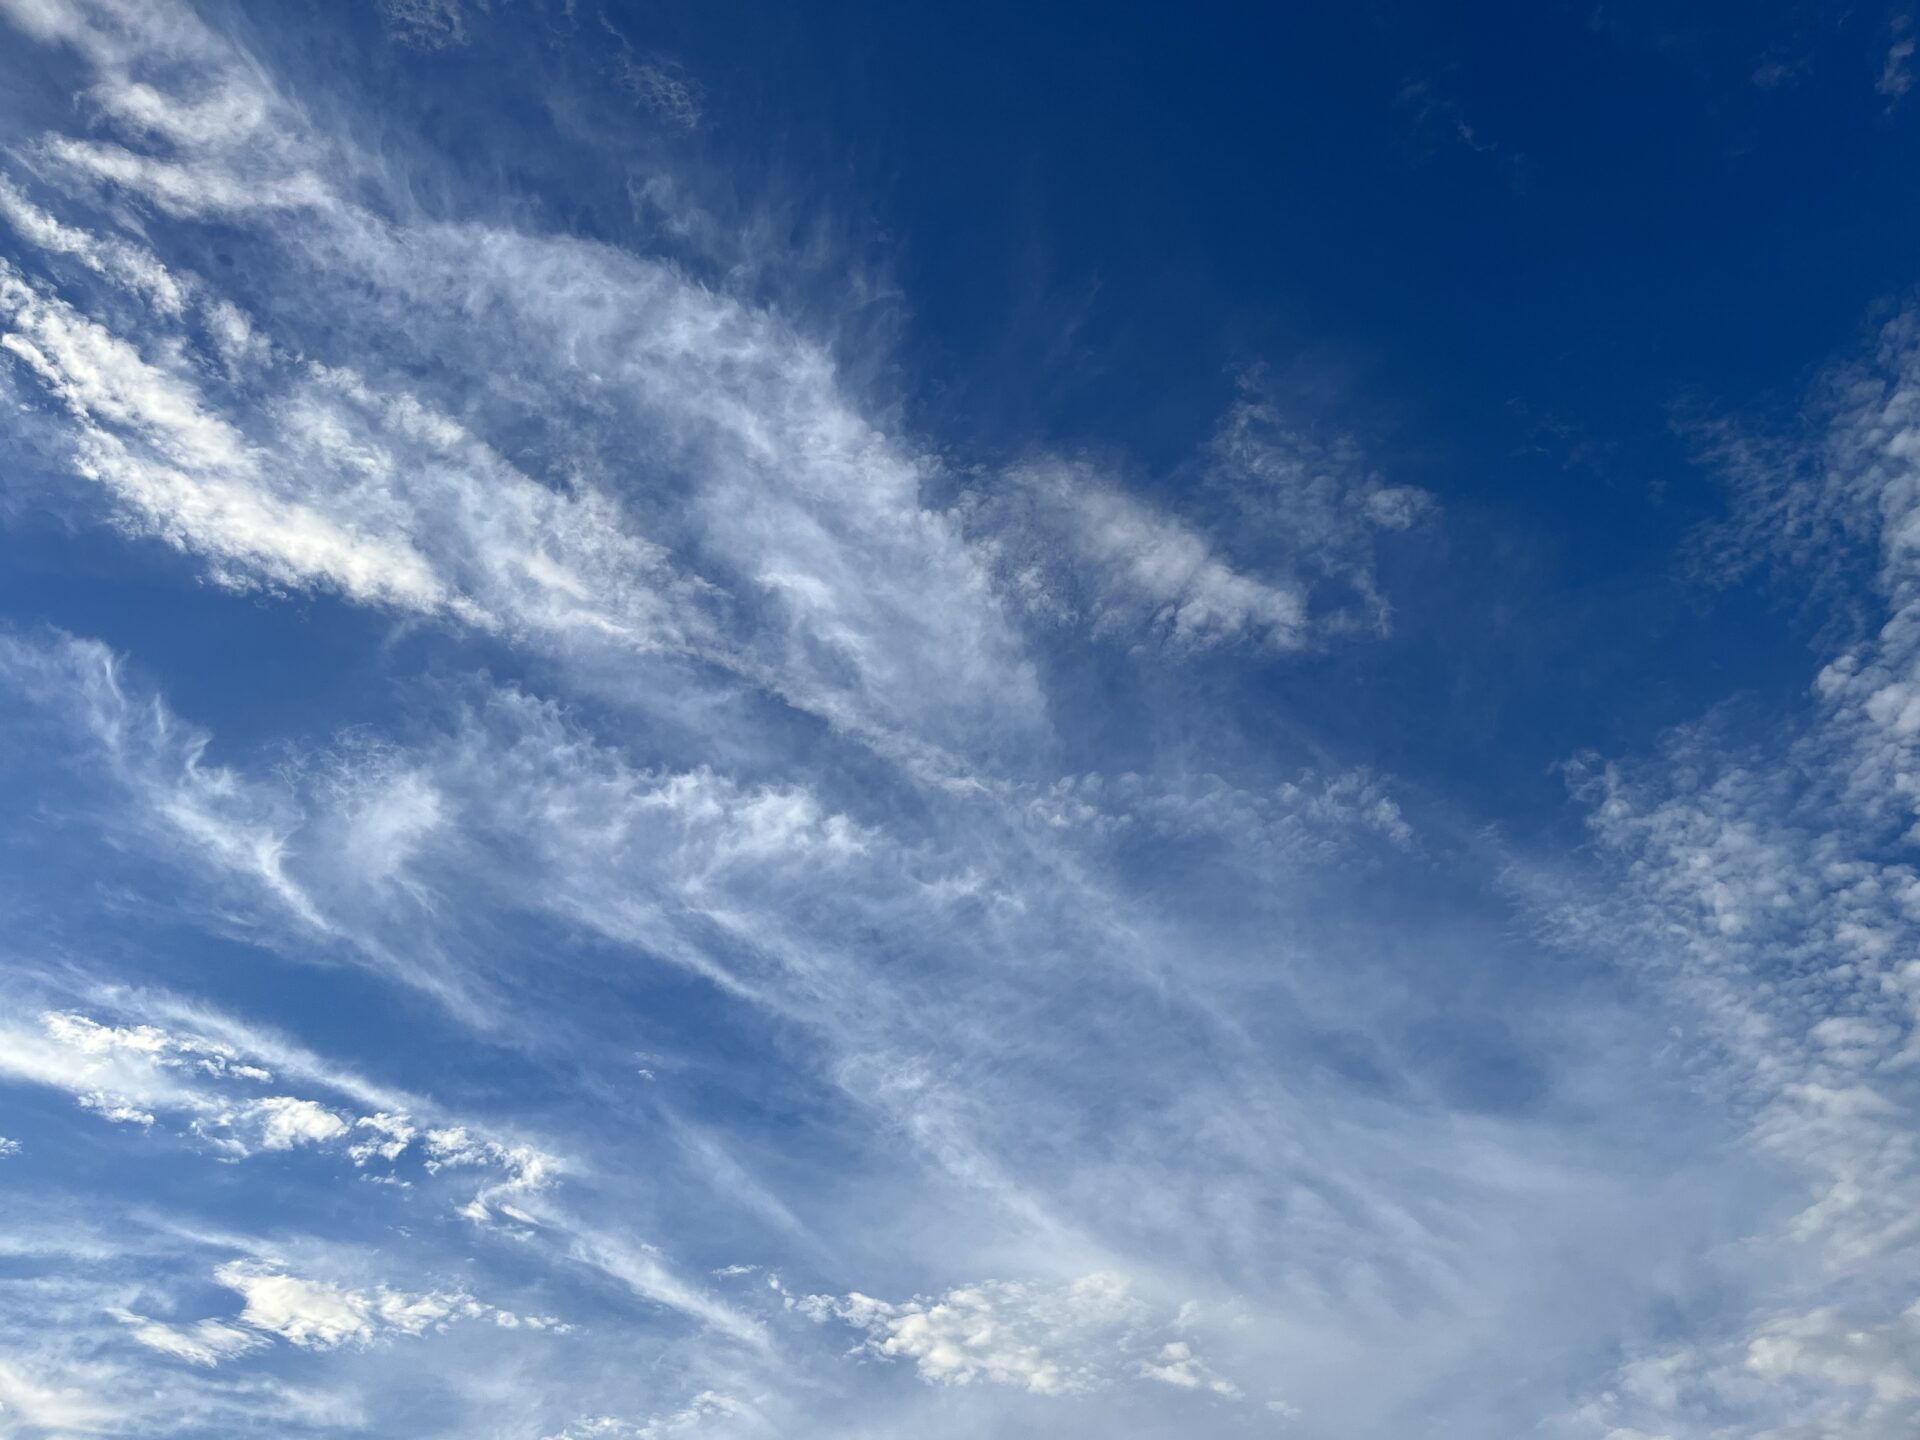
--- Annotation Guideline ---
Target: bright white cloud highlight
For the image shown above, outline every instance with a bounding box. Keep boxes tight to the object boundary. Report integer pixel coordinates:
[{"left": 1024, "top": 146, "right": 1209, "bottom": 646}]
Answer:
[{"left": 798, "top": 1273, "right": 1235, "bottom": 1400}]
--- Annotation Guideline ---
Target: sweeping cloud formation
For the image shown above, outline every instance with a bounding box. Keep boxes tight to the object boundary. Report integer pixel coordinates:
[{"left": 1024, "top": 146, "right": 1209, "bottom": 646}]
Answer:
[{"left": 0, "top": 1, "right": 1917, "bottom": 1436}]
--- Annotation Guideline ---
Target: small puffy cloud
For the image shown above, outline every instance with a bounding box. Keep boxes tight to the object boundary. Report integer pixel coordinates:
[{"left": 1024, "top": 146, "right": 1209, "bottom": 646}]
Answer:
[
  {"left": 45, "top": 1013, "right": 189, "bottom": 1059},
  {"left": 799, "top": 1273, "right": 1238, "bottom": 1401},
  {"left": 0, "top": 1002, "right": 553, "bottom": 1222},
  {"left": 1135, "top": 1341, "right": 1241, "bottom": 1398},
  {"left": 217, "top": 1264, "right": 384, "bottom": 1349},
  {"left": 211, "top": 1261, "right": 561, "bottom": 1352},
  {"left": 76, "top": 1092, "right": 156, "bottom": 1126},
  {"left": 422, "top": 1125, "right": 556, "bottom": 1195},
  {"left": 249, "top": 1096, "right": 349, "bottom": 1150},
  {"left": 347, "top": 1112, "right": 417, "bottom": 1165}
]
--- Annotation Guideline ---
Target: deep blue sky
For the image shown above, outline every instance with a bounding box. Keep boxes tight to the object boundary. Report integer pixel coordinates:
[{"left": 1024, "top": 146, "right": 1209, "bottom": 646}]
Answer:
[{"left": 15, "top": 0, "right": 1906, "bottom": 815}]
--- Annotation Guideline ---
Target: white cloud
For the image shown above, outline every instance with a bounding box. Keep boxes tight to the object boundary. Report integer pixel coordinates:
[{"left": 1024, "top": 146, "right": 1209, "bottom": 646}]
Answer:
[
  {"left": 346, "top": 1112, "right": 416, "bottom": 1166},
  {"left": 43, "top": 1011, "right": 270, "bottom": 1081},
  {"left": 0, "top": 175, "right": 189, "bottom": 315},
  {"left": 211, "top": 1260, "right": 558, "bottom": 1352},
  {"left": 1205, "top": 378, "right": 1434, "bottom": 607},
  {"left": 0, "top": 1000, "right": 562, "bottom": 1220},
  {"left": 0, "top": 0, "right": 1045, "bottom": 783},
  {"left": 0, "top": 1357, "right": 120, "bottom": 1435},
  {"left": 215, "top": 1263, "right": 406, "bottom": 1349},
  {"left": 0, "top": 615, "right": 1534, "bottom": 1424},
  {"left": 248, "top": 1097, "right": 349, "bottom": 1151},
  {"left": 1542, "top": 300, "right": 1920, "bottom": 1438},
  {"left": 1882, "top": 17, "right": 1916, "bottom": 99},
  {"left": 109, "top": 1311, "right": 266, "bottom": 1368},
  {"left": 75, "top": 1093, "right": 155, "bottom": 1126},
  {"left": 560, "top": 1232, "right": 766, "bottom": 1349},
  {"left": 1134, "top": 1341, "right": 1241, "bottom": 1398},
  {"left": 964, "top": 382, "right": 1430, "bottom": 655},
  {"left": 968, "top": 462, "right": 1311, "bottom": 651},
  {"left": 542, "top": 1391, "right": 746, "bottom": 1440},
  {"left": 1028, "top": 766, "right": 1413, "bottom": 857},
  {"left": 1745, "top": 1304, "right": 1920, "bottom": 1405},
  {"left": 0, "top": 9, "right": 1546, "bottom": 1438},
  {"left": 0, "top": 268, "right": 459, "bottom": 613},
  {"left": 798, "top": 1273, "right": 1236, "bottom": 1400},
  {"left": 42, "top": 137, "right": 329, "bottom": 219}
]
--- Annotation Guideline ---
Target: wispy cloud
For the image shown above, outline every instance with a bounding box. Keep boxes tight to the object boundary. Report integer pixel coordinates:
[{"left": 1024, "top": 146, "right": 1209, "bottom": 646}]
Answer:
[
  {"left": 381, "top": 0, "right": 476, "bottom": 51},
  {"left": 964, "top": 382, "right": 1431, "bottom": 655},
  {"left": 0, "top": 2, "right": 1767, "bottom": 1438},
  {"left": 1882, "top": 14, "right": 1917, "bottom": 99}
]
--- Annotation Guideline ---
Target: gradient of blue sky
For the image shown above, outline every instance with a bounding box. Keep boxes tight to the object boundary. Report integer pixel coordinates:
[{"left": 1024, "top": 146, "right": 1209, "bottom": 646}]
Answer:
[{"left": 2, "top": 2, "right": 1919, "bottom": 1437}]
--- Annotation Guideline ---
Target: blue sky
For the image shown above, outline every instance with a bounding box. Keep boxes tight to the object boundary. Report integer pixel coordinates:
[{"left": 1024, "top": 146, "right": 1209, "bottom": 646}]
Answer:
[{"left": 2, "top": 0, "right": 1920, "bottom": 1436}]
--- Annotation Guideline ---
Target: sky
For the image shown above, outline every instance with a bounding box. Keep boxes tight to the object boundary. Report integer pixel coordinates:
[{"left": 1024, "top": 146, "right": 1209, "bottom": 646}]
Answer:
[{"left": 3, "top": 0, "right": 1920, "bottom": 1436}]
